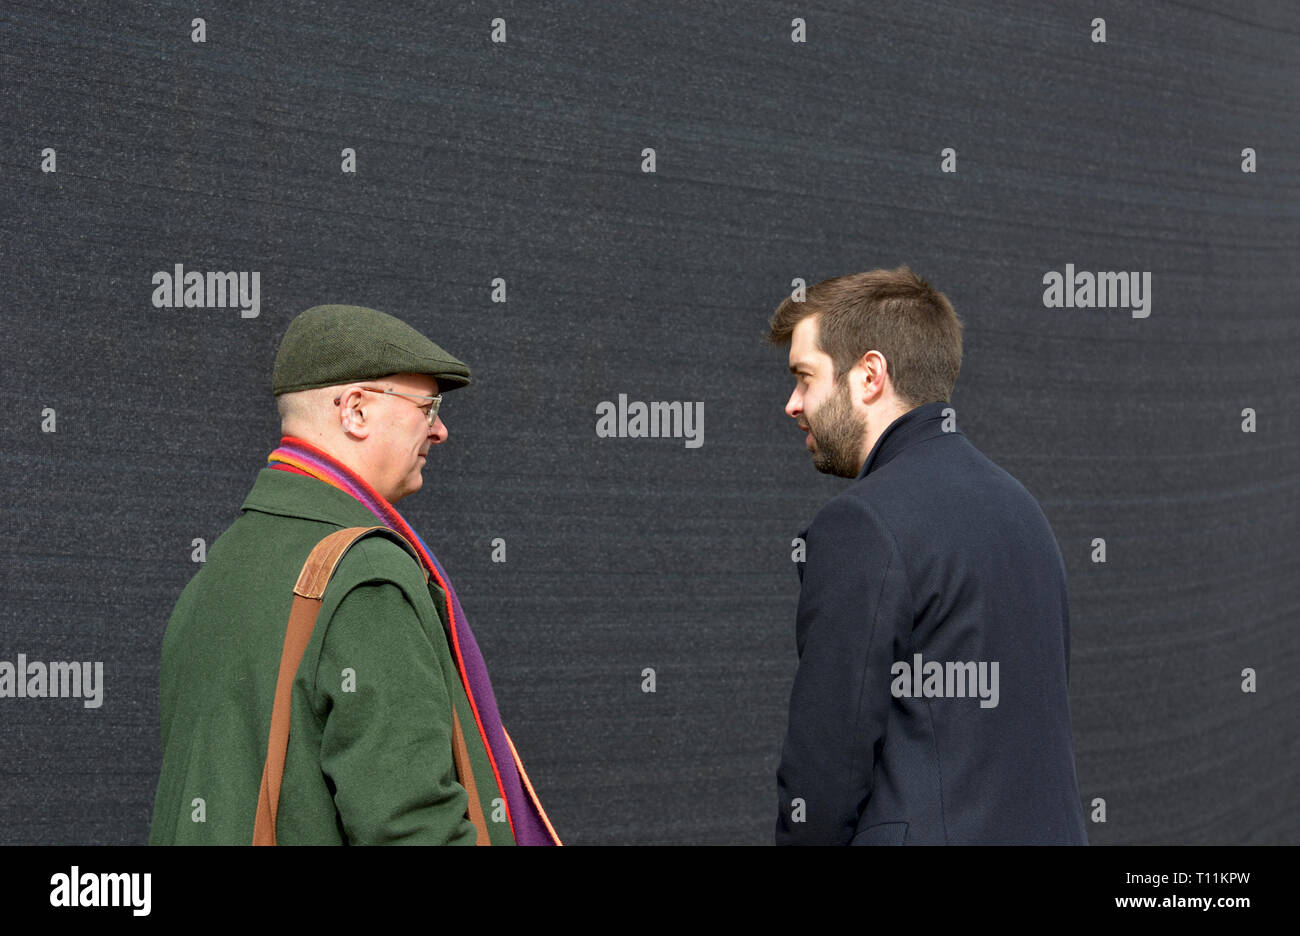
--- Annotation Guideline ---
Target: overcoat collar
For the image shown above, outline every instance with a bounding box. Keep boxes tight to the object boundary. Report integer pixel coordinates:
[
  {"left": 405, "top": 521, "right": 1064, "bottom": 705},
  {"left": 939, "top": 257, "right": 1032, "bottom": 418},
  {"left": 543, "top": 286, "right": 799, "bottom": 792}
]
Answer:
[
  {"left": 856, "top": 400, "right": 957, "bottom": 480},
  {"left": 240, "top": 466, "right": 377, "bottom": 528}
]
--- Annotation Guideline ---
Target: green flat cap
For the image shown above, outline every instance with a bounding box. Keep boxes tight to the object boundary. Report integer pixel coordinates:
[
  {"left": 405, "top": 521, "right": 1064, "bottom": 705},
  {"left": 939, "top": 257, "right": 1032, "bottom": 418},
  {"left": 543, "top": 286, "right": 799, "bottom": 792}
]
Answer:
[{"left": 272, "top": 304, "right": 471, "bottom": 395}]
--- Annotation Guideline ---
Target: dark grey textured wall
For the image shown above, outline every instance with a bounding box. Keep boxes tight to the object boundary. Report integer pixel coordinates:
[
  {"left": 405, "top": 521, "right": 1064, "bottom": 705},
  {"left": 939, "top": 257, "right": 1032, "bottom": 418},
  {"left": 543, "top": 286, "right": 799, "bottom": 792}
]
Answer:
[{"left": 1, "top": 1, "right": 1296, "bottom": 845}]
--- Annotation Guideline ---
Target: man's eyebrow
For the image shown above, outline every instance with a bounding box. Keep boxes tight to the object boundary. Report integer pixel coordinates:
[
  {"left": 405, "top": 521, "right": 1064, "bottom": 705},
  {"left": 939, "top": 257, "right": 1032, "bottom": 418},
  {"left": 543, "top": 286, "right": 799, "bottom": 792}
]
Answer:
[{"left": 788, "top": 361, "right": 815, "bottom": 374}]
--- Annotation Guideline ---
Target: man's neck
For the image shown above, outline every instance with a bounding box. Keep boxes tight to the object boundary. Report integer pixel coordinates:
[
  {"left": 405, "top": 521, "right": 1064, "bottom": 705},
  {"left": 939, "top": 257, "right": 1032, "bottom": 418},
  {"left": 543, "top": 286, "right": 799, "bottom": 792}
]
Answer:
[{"left": 278, "top": 430, "right": 388, "bottom": 502}]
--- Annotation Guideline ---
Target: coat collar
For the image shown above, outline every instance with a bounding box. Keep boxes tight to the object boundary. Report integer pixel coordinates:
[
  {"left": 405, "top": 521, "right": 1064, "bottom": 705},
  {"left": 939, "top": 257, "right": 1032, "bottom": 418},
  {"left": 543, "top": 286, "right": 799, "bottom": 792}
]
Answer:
[
  {"left": 856, "top": 400, "right": 956, "bottom": 480},
  {"left": 240, "top": 466, "right": 379, "bottom": 528}
]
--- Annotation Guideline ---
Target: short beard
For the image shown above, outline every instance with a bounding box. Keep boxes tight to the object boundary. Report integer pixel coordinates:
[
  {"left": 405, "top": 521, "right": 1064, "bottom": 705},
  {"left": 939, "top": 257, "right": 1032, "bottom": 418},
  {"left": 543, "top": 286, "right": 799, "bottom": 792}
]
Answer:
[{"left": 808, "top": 376, "right": 867, "bottom": 478}]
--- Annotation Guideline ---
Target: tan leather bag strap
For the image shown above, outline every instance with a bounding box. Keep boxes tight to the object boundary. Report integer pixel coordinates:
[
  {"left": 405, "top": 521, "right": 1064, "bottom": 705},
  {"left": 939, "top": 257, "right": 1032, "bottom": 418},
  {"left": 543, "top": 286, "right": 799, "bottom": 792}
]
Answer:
[
  {"left": 253, "top": 525, "right": 488, "bottom": 845},
  {"left": 451, "top": 708, "right": 491, "bottom": 845}
]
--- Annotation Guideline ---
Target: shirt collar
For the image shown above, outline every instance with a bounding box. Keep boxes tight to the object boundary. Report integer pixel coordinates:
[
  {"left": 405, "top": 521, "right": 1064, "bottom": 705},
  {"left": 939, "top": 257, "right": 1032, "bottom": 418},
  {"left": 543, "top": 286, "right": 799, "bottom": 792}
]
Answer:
[{"left": 856, "top": 400, "right": 956, "bottom": 480}]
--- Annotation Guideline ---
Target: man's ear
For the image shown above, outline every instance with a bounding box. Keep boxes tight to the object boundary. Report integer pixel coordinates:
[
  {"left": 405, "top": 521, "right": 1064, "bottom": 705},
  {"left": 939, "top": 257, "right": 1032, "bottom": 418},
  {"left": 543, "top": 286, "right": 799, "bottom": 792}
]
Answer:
[
  {"left": 333, "top": 386, "right": 375, "bottom": 439},
  {"left": 857, "top": 350, "right": 889, "bottom": 403}
]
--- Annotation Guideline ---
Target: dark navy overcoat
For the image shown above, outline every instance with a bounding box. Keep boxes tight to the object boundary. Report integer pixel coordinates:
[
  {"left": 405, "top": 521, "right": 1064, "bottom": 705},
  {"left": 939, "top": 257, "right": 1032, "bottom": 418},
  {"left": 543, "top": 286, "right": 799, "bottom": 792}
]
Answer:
[{"left": 776, "top": 401, "right": 1089, "bottom": 845}]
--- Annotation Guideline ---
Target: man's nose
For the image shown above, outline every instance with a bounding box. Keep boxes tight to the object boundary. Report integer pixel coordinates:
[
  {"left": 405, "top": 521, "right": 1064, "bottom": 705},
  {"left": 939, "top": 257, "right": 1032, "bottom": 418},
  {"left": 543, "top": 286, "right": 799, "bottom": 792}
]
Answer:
[
  {"left": 785, "top": 387, "right": 802, "bottom": 419},
  {"left": 429, "top": 416, "right": 448, "bottom": 444}
]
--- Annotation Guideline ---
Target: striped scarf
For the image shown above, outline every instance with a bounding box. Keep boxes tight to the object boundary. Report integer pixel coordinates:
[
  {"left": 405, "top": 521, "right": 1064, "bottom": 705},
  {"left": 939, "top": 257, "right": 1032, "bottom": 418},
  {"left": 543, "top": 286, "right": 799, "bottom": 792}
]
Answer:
[{"left": 267, "top": 435, "right": 559, "bottom": 846}]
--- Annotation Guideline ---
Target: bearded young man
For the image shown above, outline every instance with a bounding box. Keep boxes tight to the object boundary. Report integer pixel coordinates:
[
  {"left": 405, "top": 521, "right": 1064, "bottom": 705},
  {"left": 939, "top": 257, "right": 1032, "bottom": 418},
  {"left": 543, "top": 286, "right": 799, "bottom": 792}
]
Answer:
[
  {"left": 149, "top": 304, "right": 560, "bottom": 846},
  {"left": 767, "top": 266, "right": 1088, "bottom": 845}
]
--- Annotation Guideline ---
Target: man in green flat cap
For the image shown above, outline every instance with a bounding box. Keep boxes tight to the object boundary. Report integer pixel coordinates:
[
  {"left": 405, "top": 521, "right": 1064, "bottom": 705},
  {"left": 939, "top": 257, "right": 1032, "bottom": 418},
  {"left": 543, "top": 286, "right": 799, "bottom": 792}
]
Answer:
[{"left": 149, "top": 304, "right": 560, "bottom": 846}]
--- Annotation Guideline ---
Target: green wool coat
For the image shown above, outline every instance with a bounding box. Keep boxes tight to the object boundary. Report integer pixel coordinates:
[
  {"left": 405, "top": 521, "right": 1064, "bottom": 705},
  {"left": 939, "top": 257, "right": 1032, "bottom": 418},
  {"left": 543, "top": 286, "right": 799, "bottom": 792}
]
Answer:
[{"left": 149, "top": 466, "right": 516, "bottom": 845}]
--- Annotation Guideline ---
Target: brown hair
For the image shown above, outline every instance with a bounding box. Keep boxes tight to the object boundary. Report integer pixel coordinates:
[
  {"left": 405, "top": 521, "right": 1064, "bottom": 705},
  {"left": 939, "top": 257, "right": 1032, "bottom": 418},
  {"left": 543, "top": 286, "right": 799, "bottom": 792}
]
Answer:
[{"left": 765, "top": 265, "right": 963, "bottom": 408}]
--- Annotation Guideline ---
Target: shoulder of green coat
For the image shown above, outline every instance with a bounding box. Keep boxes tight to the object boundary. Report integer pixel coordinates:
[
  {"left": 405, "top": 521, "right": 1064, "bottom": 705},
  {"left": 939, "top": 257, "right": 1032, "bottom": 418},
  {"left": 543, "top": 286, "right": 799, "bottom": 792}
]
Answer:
[
  {"left": 328, "top": 533, "right": 429, "bottom": 596},
  {"left": 295, "top": 534, "right": 435, "bottom": 697}
]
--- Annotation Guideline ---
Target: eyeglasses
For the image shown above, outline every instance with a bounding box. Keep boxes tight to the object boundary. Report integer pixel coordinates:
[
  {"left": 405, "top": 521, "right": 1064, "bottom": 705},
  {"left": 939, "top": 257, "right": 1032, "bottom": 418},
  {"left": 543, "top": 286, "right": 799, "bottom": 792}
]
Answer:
[{"left": 334, "top": 386, "right": 442, "bottom": 426}]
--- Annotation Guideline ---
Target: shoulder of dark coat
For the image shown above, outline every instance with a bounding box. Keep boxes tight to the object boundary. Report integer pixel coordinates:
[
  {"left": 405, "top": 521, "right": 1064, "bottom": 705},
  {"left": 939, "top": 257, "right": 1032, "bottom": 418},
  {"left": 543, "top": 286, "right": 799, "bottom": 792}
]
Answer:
[{"left": 807, "top": 486, "right": 891, "bottom": 547}]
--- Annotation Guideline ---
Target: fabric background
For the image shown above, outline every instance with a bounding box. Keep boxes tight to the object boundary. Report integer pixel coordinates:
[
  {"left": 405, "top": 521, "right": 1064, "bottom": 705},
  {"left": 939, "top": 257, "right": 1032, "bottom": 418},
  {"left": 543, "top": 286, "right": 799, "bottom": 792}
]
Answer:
[{"left": 1, "top": 0, "right": 1296, "bottom": 844}]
